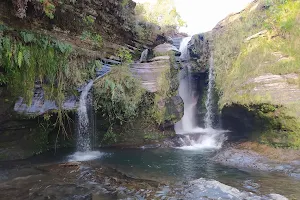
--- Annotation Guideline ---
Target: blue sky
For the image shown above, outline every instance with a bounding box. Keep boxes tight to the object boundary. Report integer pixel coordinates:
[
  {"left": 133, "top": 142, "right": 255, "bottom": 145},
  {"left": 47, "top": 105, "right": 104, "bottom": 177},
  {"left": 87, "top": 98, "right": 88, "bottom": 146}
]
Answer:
[{"left": 134, "top": 0, "right": 254, "bottom": 35}]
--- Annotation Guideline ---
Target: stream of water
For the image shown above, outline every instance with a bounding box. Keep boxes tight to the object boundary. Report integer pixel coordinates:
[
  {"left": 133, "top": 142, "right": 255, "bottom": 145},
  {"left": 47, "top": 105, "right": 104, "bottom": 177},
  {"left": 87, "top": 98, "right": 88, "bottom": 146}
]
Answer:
[
  {"left": 204, "top": 54, "right": 215, "bottom": 128},
  {"left": 69, "top": 64, "right": 111, "bottom": 162}
]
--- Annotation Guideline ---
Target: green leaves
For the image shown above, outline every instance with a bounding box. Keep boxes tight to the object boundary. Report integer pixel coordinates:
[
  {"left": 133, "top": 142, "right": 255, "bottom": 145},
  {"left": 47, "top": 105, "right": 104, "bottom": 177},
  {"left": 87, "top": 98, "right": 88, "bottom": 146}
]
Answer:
[
  {"left": 17, "top": 50, "right": 23, "bottom": 67},
  {"left": 80, "top": 31, "right": 103, "bottom": 47},
  {"left": 116, "top": 47, "right": 132, "bottom": 64},
  {"left": 54, "top": 40, "right": 72, "bottom": 54},
  {"left": 94, "top": 66, "right": 145, "bottom": 125},
  {"left": 20, "top": 32, "right": 36, "bottom": 43},
  {"left": 0, "top": 29, "right": 73, "bottom": 104}
]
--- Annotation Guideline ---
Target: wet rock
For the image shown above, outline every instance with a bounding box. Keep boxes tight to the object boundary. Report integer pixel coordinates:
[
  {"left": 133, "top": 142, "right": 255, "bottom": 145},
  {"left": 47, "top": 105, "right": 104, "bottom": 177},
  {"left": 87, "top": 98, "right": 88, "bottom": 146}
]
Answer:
[
  {"left": 183, "top": 178, "right": 288, "bottom": 200},
  {"left": 131, "top": 57, "right": 170, "bottom": 92},
  {"left": 172, "top": 37, "right": 183, "bottom": 50},
  {"left": 154, "top": 34, "right": 174, "bottom": 46},
  {"left": 212, "top": 146, "right": 300, "bottom": 179},
  {"left": 14, "top": 87, "right": 78, "bottom": 115},
  {"left": 186, "top": 33, "right": 211, "bottom": 72}
]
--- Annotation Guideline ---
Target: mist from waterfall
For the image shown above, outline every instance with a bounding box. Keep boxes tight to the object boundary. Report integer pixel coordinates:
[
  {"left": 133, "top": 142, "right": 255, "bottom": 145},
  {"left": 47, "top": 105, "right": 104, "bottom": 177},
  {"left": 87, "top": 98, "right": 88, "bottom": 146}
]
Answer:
[{"left": 175, "top": 37, "right": 226, "bottom": 150}]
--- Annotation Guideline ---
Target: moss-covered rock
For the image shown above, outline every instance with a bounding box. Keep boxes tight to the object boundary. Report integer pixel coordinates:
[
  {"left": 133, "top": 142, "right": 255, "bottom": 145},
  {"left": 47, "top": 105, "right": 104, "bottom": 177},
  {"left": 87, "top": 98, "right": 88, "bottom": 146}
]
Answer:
[
  {"left": 187, "top": 33, "right": 211, "bottom": 73},
  {"left": 212, "top": 0, "right": 300, "bottom": 148}
]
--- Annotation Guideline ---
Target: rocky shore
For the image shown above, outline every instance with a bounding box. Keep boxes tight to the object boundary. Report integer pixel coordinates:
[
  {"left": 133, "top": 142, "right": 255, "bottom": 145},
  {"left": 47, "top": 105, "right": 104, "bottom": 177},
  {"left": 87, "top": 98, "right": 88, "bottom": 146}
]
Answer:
[{"left": 212, "top": 142, "right": 300, "bottom": 180}]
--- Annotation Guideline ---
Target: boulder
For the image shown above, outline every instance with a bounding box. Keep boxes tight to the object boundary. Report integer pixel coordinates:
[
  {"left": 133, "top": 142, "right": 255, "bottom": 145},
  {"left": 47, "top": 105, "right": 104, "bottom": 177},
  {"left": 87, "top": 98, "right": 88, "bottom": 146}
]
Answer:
[
  {"left": 131, "top": 56, "right": 171, "bottom": 93},
  {"left": 187, "top": 33, "right": 211, "bottom": 72},
  {"left": 183, "top": 178, "right": 288, "bottom": 200},
  {"left": 153, "top": 43, "right": 181, "bottom": 56}
]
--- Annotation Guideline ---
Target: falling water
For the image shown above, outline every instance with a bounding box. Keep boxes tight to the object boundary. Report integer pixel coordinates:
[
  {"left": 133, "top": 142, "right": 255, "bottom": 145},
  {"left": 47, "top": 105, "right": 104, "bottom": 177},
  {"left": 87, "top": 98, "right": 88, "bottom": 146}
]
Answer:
[
  {"left": 69, "top": 64, "right": 112, "bottom": 161},
  {"left": 69, "top": 80, "right": 103, "bottom": 162},
  {"left": 175, "top": 67, "right": 198, "bottom": 134},
  {"left": 204, "top": 55, "right": 215, "bottom": 128},
  {"left": 175, "top": 37, "right": 227, "bottom": 150},
  {"left": 175, "top": 37, "right": 198, "bottom": 134},
  {"left": 77, "top": 80, "right": 94, "bottom": 151},
  {"left": 179, "top": 36, "right": 192, "bottom": 61}
]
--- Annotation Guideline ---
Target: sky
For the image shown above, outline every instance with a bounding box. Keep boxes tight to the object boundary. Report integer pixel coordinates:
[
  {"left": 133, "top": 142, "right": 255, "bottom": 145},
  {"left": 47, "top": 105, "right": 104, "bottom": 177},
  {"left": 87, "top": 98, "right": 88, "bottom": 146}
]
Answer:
[{"left": 134, "top": 0, "right": 254, "bottom": 35}]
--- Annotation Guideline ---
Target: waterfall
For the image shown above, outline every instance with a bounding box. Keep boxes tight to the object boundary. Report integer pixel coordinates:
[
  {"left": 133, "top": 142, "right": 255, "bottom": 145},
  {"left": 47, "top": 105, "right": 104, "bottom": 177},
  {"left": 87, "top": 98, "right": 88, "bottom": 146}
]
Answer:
[
  {"left": 175, "top": 37, "right": 227, "bottom": 150},
  {"left": 179, "top": 36, "right": 192, "bottom": 60},
  {"left": 77, "top": 80, "right": 94, "bottom": 151},
  {"left": 69, "top": 80, "right": 102, "bottom": 162},
  {"left": 175, "top": 37, "right": 199, "bottom": 134},
  {"left": 175, "top": 67, "right": 198, "bottom": 134},
  {"left": 69, "top": 64, "right": 111, "bottom": 161},
  {"left": 204, "top": 55, "right": 215, "bottom": 128},
  {"left": 140, "top": 49, "right": 149, "bottom": 63}
]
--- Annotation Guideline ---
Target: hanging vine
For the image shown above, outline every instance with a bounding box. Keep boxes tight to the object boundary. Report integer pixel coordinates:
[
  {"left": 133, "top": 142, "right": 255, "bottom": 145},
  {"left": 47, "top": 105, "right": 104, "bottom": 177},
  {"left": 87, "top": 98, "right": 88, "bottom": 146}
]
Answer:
[{"left": 0, "top": 26, "right": 74, "bottom": 138}]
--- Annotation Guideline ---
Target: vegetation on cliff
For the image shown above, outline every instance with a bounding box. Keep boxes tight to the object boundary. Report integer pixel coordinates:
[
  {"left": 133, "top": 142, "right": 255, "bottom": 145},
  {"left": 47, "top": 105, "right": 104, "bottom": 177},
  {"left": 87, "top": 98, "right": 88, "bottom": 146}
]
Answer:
[
  {"left": 0, "top": 0, "right": 184, "bottom": 155},
  {"left": 0, "top": 26, "right": 74, "bottom": 104},
  {"left": 213, "top": 0, "right": 300, "bottom": 148},
  {"left": 134, "top": 0, "right": 186, "bottom": 41}
]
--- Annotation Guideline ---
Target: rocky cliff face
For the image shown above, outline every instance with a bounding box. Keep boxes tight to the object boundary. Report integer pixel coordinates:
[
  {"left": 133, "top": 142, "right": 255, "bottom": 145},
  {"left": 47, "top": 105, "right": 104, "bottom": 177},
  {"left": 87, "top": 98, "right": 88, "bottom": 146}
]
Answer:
[
  {"left": 0, "top": 0, "right": 136, "bottom": 159},
  {"left": 211, "top": 0, "right": 300, "bottom": 148},
  {"left": 1, "top": 0, "right": 136, "bottom": 47},
  {"left": 0, "top": 0, "right": 184, "bottom": 158},
  {"left": 188, "top": 34, "right": 211, "bottom": 73}
]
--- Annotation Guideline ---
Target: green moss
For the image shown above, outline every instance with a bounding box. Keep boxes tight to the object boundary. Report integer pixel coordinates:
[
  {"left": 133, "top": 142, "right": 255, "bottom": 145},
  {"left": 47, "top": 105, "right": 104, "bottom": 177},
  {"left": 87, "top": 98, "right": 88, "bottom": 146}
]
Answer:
[
  {"left": 247, "top": 104, "right": 300, "bottom": 148},
  {"left": 94, "top": 64, "right": 145, "bottom": 126},
  {"left": 0, "top": 29, "right": 73, "bottom": 104},
  {"left": 212, "top": 0, "right": 300, "bottom": 148},
  {"left": 213, "top": 0, "right": 300, "bottom": 108}
]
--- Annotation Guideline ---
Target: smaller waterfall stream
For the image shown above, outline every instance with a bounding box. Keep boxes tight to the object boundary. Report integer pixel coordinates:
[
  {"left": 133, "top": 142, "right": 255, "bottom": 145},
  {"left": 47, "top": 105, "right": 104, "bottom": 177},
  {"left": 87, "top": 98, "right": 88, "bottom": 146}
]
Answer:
[
  {"left": 204, "top": 55, "right": 215, "bottom": 128},
  {"left": 69, "top": 80, "right": 102, "bottom": 162},
  {"left": 77, "top": 80, "right": 94, "bottom": 151},
  {"left": 69, "top": 65, "right": 111, "bottom": 161}
]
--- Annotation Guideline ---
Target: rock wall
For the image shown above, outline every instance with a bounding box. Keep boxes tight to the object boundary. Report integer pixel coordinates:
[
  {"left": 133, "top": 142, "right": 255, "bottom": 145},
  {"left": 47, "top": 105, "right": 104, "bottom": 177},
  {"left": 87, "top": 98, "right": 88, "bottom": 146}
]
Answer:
[
  {"left": 188, "top": 34, "right": 211, "bottom": 73},
  {"left": 0, "top": 0, "right": 142, "bottom": 159},
  {"left": 211, "top": 0, "right": 300, "bottom": 148}
]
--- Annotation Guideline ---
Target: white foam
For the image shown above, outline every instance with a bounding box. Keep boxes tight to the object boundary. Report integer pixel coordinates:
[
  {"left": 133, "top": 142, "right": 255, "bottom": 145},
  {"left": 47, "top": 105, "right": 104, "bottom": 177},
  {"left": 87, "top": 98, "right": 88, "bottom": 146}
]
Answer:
[
  {"left": 178, "top": 129, "right": 229, "bottom": 151},
  {"left": 179, "top": 135, "right": 222, "bottom": 150},
  {"left": 68, "top": 151, "right": 103, "bottom": 162}
]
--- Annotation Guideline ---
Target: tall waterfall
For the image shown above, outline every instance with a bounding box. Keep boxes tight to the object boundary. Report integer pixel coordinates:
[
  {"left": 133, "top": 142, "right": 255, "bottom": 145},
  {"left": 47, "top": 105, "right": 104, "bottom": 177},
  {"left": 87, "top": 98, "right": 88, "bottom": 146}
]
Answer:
[
  {"left": 77, "top": 80, "right": 94, "bottom": 151},
  {"left": 175, "top": 37, "right": 199, "bottom": 134},
  {"left": 175, "top": 37, "right": 226, "bottom": 150},
  {"left": 204, "top": 55, "right": 215, "bottom": 128}
]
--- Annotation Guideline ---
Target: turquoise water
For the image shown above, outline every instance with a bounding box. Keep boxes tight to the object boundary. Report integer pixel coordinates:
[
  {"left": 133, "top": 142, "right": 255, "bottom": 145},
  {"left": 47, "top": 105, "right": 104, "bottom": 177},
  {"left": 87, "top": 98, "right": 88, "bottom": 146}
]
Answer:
[
  {"left": 1, "top": 148, "right": 300, "bottom": 199},
  {"left": 93, "top": 148, "right": 300, "bottom": 197}
]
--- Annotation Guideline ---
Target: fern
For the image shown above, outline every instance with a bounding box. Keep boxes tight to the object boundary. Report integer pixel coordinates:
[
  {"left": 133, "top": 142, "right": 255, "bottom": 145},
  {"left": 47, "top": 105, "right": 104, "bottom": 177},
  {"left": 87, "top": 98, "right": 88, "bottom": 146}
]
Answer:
[{"left": 20, "top": 32, "right": 36, "bottom": 43}]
